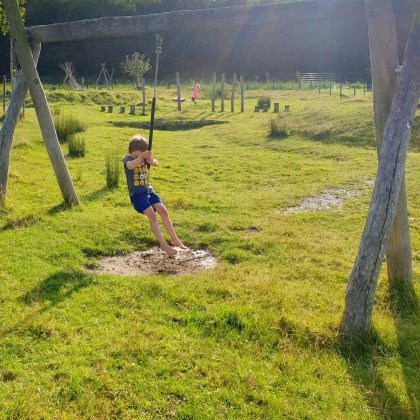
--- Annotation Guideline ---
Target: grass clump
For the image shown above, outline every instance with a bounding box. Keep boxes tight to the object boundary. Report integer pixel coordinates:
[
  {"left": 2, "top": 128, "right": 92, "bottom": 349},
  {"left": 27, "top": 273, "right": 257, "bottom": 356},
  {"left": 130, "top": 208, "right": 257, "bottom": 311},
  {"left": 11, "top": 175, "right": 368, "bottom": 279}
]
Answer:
[
  {"left": 269, "top": 118, "right": 289, "bottom": 138},
  {"left": 258, "top": 96, "right": 271, "bottom": 109},
  {"left": 105, "top": 153, "right": 120, "bottom": 189},
  {"left": 53, "top": 112, "right": 87, "bottom": 143},
  {"left": 68, "top": 135, "right": 86, "bottom": 157}
]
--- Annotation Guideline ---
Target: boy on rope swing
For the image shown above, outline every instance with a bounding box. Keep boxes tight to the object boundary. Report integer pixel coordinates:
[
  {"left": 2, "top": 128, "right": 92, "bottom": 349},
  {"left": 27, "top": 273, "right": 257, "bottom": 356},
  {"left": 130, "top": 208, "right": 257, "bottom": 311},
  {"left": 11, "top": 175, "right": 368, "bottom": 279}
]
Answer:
[{"left": 123, "top": 134, "right": 187, "bottom": 256}]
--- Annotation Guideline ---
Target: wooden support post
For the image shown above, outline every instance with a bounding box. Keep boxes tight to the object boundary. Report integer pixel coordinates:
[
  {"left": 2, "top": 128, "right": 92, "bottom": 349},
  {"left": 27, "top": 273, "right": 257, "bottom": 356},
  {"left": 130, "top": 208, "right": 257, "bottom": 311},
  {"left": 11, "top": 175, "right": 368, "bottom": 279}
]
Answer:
[
  {"left": 2, "top": 75, "right": 6, "bottom": 114},
  {"left": 221, "top": 73, "right": 225, "bottom": 112},
  {"left": 3, "top": 0, "right": 79, "bottom": 204},
  {"left": 142, "top": 78, "right": 146, "bottom": 116},
  {"left": 364, "top": 0, "right": 413, "bottom": 285},
  {"left": 340, "top": 15, "right": 419, "bottom": 336},
  {"left": 130, "top": 104, "right": 136, "bottom": 115},
  {"left": 240, "top": 75, "right": 244, "bottom": 112},
  {"left": 231, "top": 73, "right": 237, "bottom": 112},
  {"left": 176, "top": 72, "right": 181, "bottom": 111},
  {"left": 211, "top": 72, "right": 216, "bottom": 112},
  {"left": 0, "top": 44, "right": 41, "bottom": 205}
]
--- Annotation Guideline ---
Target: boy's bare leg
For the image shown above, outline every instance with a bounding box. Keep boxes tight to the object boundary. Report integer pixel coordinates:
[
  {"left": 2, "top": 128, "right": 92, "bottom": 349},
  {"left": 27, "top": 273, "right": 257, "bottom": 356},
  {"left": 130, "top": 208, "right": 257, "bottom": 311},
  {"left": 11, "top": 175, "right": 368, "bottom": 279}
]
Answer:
[
  {"left": 144, "top": 207, "right": 177, "bottom": 256},
  {"left": 153, "top": 203, "right": 188, "bottom": 250}
]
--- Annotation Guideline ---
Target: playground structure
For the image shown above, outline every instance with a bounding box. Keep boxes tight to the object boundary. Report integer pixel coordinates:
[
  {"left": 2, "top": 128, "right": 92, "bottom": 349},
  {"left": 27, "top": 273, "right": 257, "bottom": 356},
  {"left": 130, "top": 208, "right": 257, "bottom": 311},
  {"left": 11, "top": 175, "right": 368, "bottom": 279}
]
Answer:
[
  {"left": 60, "top": 62, "right": 82, "bottom": 90},
  {"left": 0, "top": 0, "right": 419, "bottom": 338}
]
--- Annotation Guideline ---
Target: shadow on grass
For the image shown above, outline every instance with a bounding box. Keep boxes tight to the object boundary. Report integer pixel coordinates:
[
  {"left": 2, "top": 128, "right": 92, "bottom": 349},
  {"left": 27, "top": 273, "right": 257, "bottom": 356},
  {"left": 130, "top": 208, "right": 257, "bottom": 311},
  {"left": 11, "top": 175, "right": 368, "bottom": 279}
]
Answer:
[
  {"left": 81, "top": 187, "right": 109, "bottom": 202},
  {"left": 19, "top": 270, "right": 94, "bottom": 309},
  {"left": 274, "top": 315, "right": 416, "bottom": 418}
]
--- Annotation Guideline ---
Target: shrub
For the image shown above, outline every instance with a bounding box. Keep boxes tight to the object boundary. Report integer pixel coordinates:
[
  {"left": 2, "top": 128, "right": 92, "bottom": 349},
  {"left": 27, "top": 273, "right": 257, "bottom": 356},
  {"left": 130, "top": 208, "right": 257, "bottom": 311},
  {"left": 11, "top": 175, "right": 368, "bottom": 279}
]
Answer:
[
  {"left": 269, "top": 118, "right": 289, "bottom": 139},
  {"left": 68, "top": 135, "right": 86, "bottom": 157},
  {"left": 54, "top": 113, "right": 87, "bottom": 143},
  {"left": 105, "top": 153, "right": 120, "bottom": 189},
  {"left": 258, "top": 96, "right": 271, "bottom": 109}
]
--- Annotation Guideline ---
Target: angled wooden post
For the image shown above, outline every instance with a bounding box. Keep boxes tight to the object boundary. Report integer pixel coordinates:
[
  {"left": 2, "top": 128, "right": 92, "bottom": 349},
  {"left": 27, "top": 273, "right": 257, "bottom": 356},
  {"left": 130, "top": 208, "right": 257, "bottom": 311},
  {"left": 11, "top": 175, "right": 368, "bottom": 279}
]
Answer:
[
  {"left": 3, "top": 0, "right": 79, "bottom": 204},
  {"left": 0, "top": 44, "right": 41, "bottom": 205},
  {"left": 365, "top": 0, "right": 412, "bottom": 284},
  {"left": 340, "top": 14, "right": 420, "bottom": 337}
]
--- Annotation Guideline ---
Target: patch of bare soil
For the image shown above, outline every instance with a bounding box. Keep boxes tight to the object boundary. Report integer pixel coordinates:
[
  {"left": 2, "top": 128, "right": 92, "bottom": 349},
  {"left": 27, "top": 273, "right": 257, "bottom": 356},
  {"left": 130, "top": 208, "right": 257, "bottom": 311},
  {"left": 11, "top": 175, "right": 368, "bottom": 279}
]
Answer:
[
  {"left": 280, "top": 188, "right": 361, "bottom": 214},
  {"left": 87, "top": 248, "right": 217, "bottom": 276}
]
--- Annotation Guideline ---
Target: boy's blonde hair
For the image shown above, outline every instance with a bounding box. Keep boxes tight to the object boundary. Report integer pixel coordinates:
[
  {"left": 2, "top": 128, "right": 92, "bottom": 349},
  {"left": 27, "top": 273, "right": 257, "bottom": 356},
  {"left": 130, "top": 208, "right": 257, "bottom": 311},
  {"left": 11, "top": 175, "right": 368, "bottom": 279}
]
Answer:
[{"left": 128, "top": 134, "right": 148, "bottom": 153}]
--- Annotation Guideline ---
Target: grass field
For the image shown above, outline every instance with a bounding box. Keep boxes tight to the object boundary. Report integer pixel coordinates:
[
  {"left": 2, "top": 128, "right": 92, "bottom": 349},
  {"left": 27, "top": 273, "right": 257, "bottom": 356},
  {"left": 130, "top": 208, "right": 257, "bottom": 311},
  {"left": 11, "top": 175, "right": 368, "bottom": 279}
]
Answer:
[{"left": 0, "top": 86, "right": 419, "bottom": 419}]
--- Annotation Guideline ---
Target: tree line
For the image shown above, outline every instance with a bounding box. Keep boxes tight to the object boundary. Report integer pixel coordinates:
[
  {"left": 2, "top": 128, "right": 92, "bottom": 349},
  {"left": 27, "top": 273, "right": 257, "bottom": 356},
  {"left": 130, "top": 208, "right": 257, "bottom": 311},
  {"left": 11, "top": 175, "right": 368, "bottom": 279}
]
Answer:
[{"left": 0, "top": 0, "right": 414, "bottom": 81}]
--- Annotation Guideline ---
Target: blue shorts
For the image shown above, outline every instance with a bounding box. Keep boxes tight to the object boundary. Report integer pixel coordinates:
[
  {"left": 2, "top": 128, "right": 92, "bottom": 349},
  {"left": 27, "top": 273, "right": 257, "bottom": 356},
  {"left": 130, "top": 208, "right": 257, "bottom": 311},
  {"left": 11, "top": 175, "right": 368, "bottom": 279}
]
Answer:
[{"left": 130, "top": 189, "right": 162, "bottom": 214}]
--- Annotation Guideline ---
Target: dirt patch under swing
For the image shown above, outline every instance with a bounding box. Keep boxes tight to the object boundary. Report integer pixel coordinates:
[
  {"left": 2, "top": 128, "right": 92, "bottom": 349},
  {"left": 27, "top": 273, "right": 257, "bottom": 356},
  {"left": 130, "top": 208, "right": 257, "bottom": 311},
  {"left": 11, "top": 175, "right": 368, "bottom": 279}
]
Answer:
[{"left": 86, "top": 248, "right": 217, "bottom": 276}]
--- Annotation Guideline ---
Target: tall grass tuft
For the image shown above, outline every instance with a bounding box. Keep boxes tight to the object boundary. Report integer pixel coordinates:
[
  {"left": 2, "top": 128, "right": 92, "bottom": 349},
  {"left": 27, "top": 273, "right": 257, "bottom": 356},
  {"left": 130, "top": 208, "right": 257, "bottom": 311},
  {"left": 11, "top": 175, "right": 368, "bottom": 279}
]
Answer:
[
  {"left": 105, "top": 154, "right": 120, "bottom": 189},
  {"left": 269, "top": 118, "right": 289, "bottom": 139},
  {"left": 54, "top": 112, "right": 87, "bottom": 143},
  {"left": 68, "top": 135, "right": 86, "bottom": 157},
  {"left": 258, "top": 96, "right": 271, "bottom": 109}
]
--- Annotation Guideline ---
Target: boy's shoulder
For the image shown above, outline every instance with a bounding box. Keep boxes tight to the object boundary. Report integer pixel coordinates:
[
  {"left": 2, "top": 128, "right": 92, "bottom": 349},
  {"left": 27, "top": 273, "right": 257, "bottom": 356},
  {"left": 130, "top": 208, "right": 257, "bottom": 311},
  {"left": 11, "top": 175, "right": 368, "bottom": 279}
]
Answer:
[{"left": 123, "top": 155, "right": 133, "bottom": 165}]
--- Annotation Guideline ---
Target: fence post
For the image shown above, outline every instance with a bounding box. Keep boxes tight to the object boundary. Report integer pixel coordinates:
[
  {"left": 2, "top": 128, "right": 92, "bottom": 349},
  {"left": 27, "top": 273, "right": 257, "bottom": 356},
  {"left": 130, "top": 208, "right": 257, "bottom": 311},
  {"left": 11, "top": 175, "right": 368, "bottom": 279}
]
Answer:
[
  {"left": 318, "top": 81, "right": 321, "bottom": 94},
  {"left": 2, "top": 75, "right": 6, "bottom": 114},
  {"left": 340, "top": 83, "right": 343, "bottom": 98},
  {"left": 329, "top": 83, "right": 332, "bottom": 96},
  {"left": 176, "top": 72, "right": 181, "bottom": 111},
  {"left": 231, "top": 73, "right": 237, "bottom": 112},
  {"left": 240, "top": 75, "right": 244, "bottom": 112},
  {"left": 297, "top": 72, "right": 301, "bottom": 90},
  {"left": 211, "top": 72, "right": 216, "bottom": 112},
  {"left": 221, "top": 73, "right": 225, "bottom": 112},
  {"left": 142, "top": 78, "right": 146, "bottom": 115},
  {"left": 354, "top": 86, "right": 356, "bottom": 96}
]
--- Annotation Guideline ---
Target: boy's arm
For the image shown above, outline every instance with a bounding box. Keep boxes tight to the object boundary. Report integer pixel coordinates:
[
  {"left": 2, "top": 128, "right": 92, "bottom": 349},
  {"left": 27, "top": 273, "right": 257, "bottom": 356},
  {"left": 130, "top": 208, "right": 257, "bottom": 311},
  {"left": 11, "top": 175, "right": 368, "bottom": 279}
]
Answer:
[{"left": 125, "top": 151, "right": 151, "bottom": 170}]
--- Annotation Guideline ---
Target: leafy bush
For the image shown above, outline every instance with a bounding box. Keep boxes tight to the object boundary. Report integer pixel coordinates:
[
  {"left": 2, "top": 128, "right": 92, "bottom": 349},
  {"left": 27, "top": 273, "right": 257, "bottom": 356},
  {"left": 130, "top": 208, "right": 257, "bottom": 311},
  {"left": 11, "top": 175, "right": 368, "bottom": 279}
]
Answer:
[
  {"left": 53, "top": 113, "right": 87, "bottom": 143},
  {"left": 258, "top": 96, "right": 271, "bottom": 109},
  {"left": 68, "top": 135, "right": 86, "bottom": 157},
  {"left": 269, "top": 118, "right": 289, "bottom": 138},
  {"left": 105, "top": 154, "right": 120, "bottom": 189}
]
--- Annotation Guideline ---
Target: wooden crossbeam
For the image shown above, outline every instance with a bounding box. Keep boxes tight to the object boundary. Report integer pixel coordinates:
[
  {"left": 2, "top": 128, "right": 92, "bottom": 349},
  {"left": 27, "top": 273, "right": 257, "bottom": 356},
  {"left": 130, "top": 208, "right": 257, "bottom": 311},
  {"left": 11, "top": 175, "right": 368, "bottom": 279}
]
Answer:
[{"left": 25, "top": 0, "right": 364, "bottom": 44}]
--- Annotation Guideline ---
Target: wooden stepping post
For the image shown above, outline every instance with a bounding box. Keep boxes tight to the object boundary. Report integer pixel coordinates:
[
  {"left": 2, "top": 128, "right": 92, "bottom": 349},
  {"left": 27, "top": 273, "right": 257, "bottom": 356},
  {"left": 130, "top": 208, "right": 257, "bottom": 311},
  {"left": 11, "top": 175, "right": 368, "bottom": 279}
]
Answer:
[
  {"left": 254, "top": 105, "right": 260, "bottom": 112},
  {"left": 284, "top": 105, "right": 290, "bottom": 112},
  {"left": 108, "top": 105, "right": 113, "bottom": 113},
  {"left": 263, "top": 104, "right": 269, "bottom": 112},
  {"left": 273, "top": 103, "right": 280, "bottom": 113},
  {"left": 129, "top": 105, "right": 136, "bottom": 115},
  {"left": 100, "top": 106, "right": 105, "bottom": 112},
  {"left": 120, "top": 106, "right": 125, "bottom": 113}
]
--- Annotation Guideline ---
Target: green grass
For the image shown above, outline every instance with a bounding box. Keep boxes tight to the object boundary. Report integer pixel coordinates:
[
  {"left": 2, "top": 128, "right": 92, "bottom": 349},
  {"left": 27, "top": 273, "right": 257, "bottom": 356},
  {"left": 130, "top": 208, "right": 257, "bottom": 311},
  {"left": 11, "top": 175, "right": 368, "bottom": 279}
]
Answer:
[{"left": 0, "top": 86, "right": 419, "bottom": 418}]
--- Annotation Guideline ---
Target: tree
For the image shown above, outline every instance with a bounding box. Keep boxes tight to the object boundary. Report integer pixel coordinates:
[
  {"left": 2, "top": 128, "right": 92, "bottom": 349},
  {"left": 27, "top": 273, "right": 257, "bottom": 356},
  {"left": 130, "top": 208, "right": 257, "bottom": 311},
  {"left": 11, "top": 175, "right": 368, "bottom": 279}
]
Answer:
[{"left": 121, "top": 52, "right": 150, "bottom": 88}]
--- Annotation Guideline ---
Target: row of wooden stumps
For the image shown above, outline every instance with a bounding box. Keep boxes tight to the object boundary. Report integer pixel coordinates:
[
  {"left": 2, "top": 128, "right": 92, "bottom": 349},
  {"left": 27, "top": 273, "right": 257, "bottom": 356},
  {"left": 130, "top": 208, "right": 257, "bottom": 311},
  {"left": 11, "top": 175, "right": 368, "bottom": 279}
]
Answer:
[
  {"left": 254, "top": 103, "right": 290, "bottom": 113},
  {"left": 100, "top": 105, "right": 138, "bottom": 115}
]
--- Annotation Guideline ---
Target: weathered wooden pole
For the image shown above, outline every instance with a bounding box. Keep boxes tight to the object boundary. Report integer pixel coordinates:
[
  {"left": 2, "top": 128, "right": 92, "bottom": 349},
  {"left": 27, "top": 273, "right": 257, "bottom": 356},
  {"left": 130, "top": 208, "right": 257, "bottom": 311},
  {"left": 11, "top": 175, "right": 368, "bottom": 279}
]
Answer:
[
  {"left": 231, "top": 73, "right": 237, "bottom": 112},
  {"left": 211, "top": 72, "right": 216, "bottom": 112},
  {"left": 340, "top": 14, "right": 420, "bottom": 337},
  {"left": 142, "top": 78, "right": 146, "bottom": 115},
  {"left": 2, "top": 75, "right": 6, "bottom": 114},
  {"left": 0, "top": 44, "right": 41, "bottom": 205},
  {"left": 366, "top": 0, "right": 412, "bottom": 284},
  {"left": 221, "top": 73, "right": 225, "bottom": 112},
  {"left": 176, "top": 72, "right": 181, "bottom": 111},
  {"left": 240, "top": 75, "right": 244, "bottom": 112},
  {"left": 3, "top": 0, "right": 79, "bottom": 205}
]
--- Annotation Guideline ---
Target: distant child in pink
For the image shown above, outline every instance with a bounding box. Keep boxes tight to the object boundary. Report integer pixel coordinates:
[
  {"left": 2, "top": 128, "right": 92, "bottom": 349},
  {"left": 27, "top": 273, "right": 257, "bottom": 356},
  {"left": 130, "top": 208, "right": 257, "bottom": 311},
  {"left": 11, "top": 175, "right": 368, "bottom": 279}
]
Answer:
[{"left": 191, "top": 83, "right": 200, "bottom": 103}]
